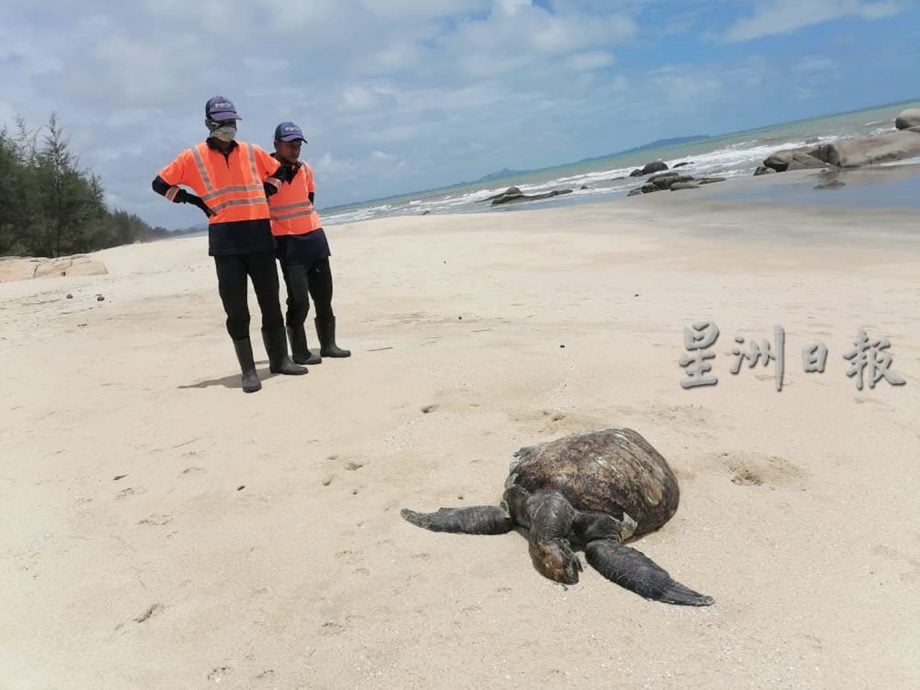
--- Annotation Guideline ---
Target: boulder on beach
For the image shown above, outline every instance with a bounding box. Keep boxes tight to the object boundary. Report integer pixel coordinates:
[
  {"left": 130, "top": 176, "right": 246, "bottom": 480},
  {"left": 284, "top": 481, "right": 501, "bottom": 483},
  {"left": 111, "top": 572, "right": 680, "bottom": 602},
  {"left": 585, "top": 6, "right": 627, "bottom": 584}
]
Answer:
[
  {"left": 894, "top": 109, "right": 920, "bottom": 130},
  {"left": 648, "top": 172, "right": 694, "bottom": 189},
  {"left": 762, "top": 149, "right": 827, "bottom": 172},
  {"left": 626, "top": 172, "right": 727, "bottom": 196},
  {"left": 629, "top": 160, "right": 669, "bottom": 177},
  {"left": 490, "top": 188, "right": 573, "bottom": 206},
  {"left": 755, "top": 120, "right": 920, "bottom": 175},
  {"left": 810, "top": 131, "right": 920, "bottom": 167},
  {"left": 483, "top": 186, "right": 523, "bottom": 203}
]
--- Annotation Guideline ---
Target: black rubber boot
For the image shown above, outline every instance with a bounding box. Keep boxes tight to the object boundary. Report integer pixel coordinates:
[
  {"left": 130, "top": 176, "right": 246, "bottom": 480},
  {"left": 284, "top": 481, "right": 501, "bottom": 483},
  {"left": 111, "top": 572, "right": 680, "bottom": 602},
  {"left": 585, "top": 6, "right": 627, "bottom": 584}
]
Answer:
[
  {"left": 315, "top": 316, "right": 351, "bottom": 358},
  {"left": 287, "top": 325, "right": 322, "bottom": 365},
  {"left": 232, "top": 338, "right": 262, "bottom": 393},
  {"left": 262, "top": 327, "right": 309, "bottom": 375}
]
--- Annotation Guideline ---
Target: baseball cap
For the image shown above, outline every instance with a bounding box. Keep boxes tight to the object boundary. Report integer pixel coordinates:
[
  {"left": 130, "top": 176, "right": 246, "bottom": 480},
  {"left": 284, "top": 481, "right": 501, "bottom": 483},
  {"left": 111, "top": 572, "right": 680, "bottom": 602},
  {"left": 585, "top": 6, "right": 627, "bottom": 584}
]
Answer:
[
  {"left": 274, "top": 121, "right": 307, "bottom": 143},
  {"left": 205, "top": 96, "right": 241, "bottom": 122}
]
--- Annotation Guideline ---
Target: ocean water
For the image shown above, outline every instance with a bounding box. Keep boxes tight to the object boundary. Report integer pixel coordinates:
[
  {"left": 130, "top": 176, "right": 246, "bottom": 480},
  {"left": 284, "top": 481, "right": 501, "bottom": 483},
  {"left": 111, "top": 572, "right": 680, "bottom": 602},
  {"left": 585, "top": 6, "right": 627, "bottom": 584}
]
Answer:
[{"left": 320, "top": 99, "right": 920, "bottom": 225}]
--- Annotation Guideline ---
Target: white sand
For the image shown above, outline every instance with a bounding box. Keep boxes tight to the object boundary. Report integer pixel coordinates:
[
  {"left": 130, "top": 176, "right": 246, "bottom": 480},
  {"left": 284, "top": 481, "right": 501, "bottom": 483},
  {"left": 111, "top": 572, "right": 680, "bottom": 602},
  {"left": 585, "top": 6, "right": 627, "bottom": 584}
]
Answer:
[{"left": 1, "top": 188, "right": 918, "bottom": 688}]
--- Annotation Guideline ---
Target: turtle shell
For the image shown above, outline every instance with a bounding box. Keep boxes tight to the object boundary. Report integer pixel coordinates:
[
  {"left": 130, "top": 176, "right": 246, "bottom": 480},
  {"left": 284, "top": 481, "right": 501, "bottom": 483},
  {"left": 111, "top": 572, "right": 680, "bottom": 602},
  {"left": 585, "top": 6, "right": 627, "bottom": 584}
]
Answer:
[{"left": 506, "top": 427, "right": 680, "bottom": 536}]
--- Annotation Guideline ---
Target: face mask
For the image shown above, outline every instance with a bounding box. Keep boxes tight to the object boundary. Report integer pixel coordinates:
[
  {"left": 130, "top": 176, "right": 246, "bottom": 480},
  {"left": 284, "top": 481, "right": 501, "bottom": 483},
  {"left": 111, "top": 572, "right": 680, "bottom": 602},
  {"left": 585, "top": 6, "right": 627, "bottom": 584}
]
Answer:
[
  {"left": 207, "top": 119, "right": 237, "bottom": 142},
  {"left": 210, "top": 125, "right": 237, "bottom": 142}
]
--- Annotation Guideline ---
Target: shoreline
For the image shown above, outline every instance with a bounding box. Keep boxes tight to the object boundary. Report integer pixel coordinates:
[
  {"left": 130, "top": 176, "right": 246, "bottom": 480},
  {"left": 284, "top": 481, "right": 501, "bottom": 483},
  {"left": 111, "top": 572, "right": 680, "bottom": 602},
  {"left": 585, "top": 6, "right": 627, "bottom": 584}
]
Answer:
[
  {"left": 3, "top": 167, "right": 920, "bottom": 286},
  {"left": 471, "top": 160, "right": 920, "bottom": 217},
  {"left": 316, "top": 99, "right": 920, "bottom": 226}
]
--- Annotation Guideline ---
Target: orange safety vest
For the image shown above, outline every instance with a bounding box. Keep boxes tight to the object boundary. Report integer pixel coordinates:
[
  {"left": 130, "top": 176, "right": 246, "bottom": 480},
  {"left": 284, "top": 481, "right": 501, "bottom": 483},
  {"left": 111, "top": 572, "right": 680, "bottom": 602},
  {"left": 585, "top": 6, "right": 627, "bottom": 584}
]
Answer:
[
  {"left": 158, "top": 141, "right": 277, "bottom": 225},
  {"left": 268, "top": 162, "right": 322, "bottom": 236}
]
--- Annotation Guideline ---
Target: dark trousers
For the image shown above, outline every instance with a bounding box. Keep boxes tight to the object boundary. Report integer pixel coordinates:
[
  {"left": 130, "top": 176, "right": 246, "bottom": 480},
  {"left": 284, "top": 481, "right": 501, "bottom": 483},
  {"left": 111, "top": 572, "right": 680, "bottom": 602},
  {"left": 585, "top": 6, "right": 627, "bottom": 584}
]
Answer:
[
  {"left": 280, "top": 257, "right": 335, "bottom": 328},
  {"left": 214, "top": 252, "right": 284, "bottom": 340}
]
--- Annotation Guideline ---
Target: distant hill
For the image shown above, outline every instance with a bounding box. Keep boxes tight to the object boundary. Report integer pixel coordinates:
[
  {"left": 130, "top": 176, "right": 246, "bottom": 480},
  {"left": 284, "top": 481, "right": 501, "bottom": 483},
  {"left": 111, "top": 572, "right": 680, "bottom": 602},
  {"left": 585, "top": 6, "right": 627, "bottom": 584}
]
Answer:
[
  {"left": 476, "top": 167, "right": 526, "bottom": 182},
  {"left": 574, "top": 135, "right": 711, "bottom": 164},
  {"left": 617, "top": 135, "right": 711, "bottom": 155},
  {"left": 475, "top": 135, "right": 711, "bottom": 183}
]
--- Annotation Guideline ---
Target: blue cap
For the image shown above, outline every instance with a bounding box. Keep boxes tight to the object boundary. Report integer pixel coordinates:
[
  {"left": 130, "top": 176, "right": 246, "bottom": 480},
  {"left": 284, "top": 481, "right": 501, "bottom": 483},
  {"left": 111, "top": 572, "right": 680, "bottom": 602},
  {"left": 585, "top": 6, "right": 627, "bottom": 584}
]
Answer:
[
  {"left": 205, "top": 96, "right": 240, "bottom": 122},
  {"left": 274, "top": 121, "right": 307, "bottom": 143}
]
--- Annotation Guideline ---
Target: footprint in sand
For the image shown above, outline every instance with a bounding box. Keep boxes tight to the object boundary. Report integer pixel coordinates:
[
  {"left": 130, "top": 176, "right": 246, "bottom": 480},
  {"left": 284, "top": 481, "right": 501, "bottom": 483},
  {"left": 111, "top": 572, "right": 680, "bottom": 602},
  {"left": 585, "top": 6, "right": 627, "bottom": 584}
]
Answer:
[
  {"left": 730, "top": 467, "right": 763, "bottom": 486},
  {"left": 115, "top": 487, "right": 146, "bottom": 500},
  {"left": 335, "top": 550, "right": 366, "bottom": 566},
  {"left": 134, "top": 603, "right": 163, "bottom": 623},
  {"left": 647, "top": 403, "right": 713, "bottom": 428},
  {"left": 509, "top": 408, "right": 604, "bottom": 434},
  {"left": 706, "top": 451, "right": 806, "bottom": 488},
  {"left": 139, "top": 513, "right": 172, "bottom": 527},
  {"left": 320, "top": 622, "right": 345, "bottom": 636},
  {"left": 207, "top": 667, "right": 231, "bottom": 682}
]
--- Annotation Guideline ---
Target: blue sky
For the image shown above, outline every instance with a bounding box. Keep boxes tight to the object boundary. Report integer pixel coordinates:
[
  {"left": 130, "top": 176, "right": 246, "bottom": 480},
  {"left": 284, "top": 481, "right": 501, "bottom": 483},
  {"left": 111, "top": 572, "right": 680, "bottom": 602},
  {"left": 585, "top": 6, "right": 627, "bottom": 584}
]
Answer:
[{"left": 1, "top": 0, "right": 918, "bottom": 229}]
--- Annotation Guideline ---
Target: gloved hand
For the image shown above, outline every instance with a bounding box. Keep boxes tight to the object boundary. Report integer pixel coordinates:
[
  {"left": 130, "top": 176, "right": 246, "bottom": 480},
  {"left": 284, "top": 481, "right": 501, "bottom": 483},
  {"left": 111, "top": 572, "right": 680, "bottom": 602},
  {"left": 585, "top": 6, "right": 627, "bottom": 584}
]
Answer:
[
  {"left": 271, "top": 163, "right": 298, "bottom": 184},
  {"left": 170, "top": 188, "right": 214, "bottom": 217},
  {"left": 186, "top": 194, "right": 216, "bottom": 217},
  {"left": 166, "top": 186, "right": 188, "bottom": 204}
]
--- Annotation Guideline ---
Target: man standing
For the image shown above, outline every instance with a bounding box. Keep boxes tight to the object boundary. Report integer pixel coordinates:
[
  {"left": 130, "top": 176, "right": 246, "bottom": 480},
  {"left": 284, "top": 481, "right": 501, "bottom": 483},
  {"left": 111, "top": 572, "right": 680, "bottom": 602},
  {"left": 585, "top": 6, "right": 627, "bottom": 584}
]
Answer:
[
  {"left": 152, "top": 96, "right": 307, "bottom": 393},
  {"left": 269, "top": 121, "right": 350, "bottom": 364}
]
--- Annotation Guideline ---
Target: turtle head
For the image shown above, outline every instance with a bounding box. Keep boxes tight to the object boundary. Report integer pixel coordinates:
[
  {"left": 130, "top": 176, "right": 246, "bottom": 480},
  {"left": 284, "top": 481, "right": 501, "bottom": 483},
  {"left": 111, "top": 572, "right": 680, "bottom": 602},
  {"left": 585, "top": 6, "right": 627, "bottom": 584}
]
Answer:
[{"left": 530, "top": 539, "right": 583, "bottom": 585}]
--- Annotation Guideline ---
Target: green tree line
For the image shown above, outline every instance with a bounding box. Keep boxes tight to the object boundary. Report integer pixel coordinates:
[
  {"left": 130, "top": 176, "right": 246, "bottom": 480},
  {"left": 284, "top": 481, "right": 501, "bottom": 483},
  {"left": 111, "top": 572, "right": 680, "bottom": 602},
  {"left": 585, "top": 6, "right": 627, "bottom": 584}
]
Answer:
[{"left": 0, "top": 114, "right": 168, "bottom": 258}]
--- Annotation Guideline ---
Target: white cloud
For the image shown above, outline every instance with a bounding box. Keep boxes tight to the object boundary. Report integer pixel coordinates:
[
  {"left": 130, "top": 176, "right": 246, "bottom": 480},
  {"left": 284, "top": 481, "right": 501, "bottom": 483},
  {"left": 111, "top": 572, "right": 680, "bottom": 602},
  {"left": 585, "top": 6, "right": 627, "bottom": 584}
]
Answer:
[
  {"left": 340, "top": 85, "right": 394, "bottom": 113},
  {"left": 496, "top": 0, "right": 530, "bottom": 17},
  {"left": 0, "top": 0, "right": 911, "bottom": 227},
  {"left": 723, "top": 0, "right": 902, "bottom": 42},
  {"left": 647, "top": 68, "right": 724, "bottom": 106},
  {"left": 2, "top": 0, "right": 643, "bottom": 223},
  {"left": 566, "top": 51, "right": 616, "bottom": 71}
]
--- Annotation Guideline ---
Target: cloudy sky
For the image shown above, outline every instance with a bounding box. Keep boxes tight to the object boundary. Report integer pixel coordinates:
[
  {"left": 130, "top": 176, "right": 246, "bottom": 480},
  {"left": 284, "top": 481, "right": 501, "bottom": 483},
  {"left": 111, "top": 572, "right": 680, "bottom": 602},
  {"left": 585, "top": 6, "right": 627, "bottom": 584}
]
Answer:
[{"left": 2, "top": 0, "right": 918, "bottom": 229}]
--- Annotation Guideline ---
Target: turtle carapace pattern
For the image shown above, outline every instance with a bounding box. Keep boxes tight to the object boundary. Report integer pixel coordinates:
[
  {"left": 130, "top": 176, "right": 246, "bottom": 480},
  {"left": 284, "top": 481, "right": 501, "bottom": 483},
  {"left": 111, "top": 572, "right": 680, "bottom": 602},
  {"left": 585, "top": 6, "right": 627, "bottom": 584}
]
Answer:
[{"left": 401, "top": 427, "right": 713, "bottom": 606}]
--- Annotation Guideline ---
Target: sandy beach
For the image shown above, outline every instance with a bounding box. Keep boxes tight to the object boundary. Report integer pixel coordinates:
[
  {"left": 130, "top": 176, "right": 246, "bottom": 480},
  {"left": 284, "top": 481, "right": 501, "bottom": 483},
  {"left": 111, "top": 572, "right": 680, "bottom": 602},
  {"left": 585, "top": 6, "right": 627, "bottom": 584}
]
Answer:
[{"left": 1, "top": 173, "right": 918, "bottom": 688}]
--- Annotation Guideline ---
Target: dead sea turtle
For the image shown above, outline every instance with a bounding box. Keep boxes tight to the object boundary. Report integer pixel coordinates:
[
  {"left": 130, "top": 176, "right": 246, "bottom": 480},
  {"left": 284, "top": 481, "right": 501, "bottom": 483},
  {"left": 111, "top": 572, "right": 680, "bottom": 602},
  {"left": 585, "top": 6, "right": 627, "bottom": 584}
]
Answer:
[{"left": 401, "top": 427, "right": 713, "bottom": 606}]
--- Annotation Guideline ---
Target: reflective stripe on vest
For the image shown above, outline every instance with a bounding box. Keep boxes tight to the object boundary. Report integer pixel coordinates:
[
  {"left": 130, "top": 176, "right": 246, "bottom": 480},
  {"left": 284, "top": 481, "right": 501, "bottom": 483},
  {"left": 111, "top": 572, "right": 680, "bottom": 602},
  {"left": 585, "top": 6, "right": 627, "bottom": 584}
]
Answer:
[
  {"left": 268, "top": 164, "right": 322, "bottom": 235},
  {"left": 270, "top": 200, "right": 315, "bottom": 222},
  {"left": 191, "top": 142, "right": 269, "bottom": 221}
]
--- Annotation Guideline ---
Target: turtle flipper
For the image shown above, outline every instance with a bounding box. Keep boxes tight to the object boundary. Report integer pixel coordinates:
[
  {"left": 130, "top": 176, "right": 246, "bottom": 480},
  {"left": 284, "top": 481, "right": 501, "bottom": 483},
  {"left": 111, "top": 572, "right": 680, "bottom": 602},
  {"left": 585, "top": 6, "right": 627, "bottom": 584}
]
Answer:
[
  {"left": 573, "top": 510, "right": 638, "bottom": 545},
  {"left": 400, "top": 506, "right": 513, "bottom": 535},
  {"left": 585, "top": 539, "right": 714, "bottom": 606}
]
